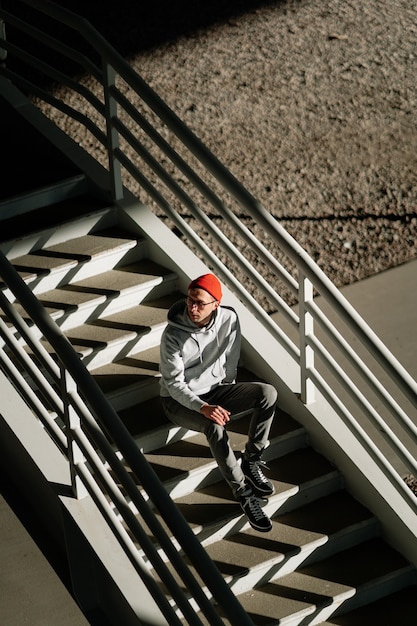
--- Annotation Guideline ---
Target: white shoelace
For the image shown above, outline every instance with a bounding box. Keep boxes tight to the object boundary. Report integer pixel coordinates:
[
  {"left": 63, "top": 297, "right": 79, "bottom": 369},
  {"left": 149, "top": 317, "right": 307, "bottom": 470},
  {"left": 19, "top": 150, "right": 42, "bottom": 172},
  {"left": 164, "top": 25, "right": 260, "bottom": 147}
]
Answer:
[
  {"left": 249, "top": 460, "right": 270, "bottom": 485},
  {"left": 244, "top": 494, "right": 265, "bottom": 521}
]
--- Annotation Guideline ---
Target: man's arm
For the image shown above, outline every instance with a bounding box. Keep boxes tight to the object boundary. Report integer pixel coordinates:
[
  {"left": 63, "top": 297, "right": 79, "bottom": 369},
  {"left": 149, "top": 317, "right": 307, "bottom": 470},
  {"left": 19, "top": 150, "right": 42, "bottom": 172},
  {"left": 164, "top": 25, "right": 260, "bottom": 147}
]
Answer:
[
  {"left": 160, "top": 332, "right": 206, "bottom": 412},
  {"left": 223, "top": 310, "right": 241, "bottom": 383}
]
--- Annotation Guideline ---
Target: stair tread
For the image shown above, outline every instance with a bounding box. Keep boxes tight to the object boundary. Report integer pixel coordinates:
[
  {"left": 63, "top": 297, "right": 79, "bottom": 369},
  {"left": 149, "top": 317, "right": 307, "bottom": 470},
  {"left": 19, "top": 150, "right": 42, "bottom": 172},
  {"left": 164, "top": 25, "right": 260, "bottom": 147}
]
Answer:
[
  {"left": 34, "top": 261, "right": 176, "bottom": 313},
  {"left": 68, "top": 260, "right": 174, "bottom": 290},
  {"left": 10, "top": 232, "right": 136, "bottom": 271},
  {"left": 24, "top": 292, "right": 178, "bottom": 371},
  {"left": 92, "top": 346, "right": 161, "bottom": 394},
  {"left": 286, "top": 537, "right": 411, "bottom": 588},
  {"left": 235, "top": 538, "right": 412, "bottom": 624},
  {"left": 119, "top": 394, "right": 302, "bottom": 448},
  {"left": 37, "top": 229, "right": 137, "bottom": 256},
  {"left": 204, "top": 491, "right": 375, "bottom": 576},
  {"left": 3, "top": 231, "right": 139, "bottom": 293},
  {"left": 143, "top": 410, "right": 304, "bottom": 482},
  {"left": 169, "top": 448, "right": 339, "bottom": 530},
  {"left": 88, "top": 292, "right": 180, "bottom": 329},
  {"left": 4, "top": 209, "right": 415, "bottom": 626},
  {"left": 9, "top": 286, "right": 169, "bottom": 327},
  {"left": 57, "top": 293, "right": 179, "bottom": 352}
]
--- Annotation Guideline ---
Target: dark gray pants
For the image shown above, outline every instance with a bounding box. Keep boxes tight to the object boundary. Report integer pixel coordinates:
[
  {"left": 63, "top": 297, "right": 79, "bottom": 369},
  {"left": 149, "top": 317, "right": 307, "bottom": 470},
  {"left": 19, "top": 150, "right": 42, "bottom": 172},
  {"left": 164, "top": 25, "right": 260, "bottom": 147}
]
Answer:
[{"left": 161, "top": 382, "right": 278, "bottom": 497}]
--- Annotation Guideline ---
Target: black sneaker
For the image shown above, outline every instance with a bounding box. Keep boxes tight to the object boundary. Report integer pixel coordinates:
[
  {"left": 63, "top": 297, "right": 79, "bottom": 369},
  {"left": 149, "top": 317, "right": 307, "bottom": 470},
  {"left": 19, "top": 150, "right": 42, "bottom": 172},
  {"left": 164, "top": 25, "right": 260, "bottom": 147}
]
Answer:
[
  {"left": 242, "top": 458, "right": 275, "bottom": 497},
  {"left": 239, "top": 490, "right": 272, "bottom": 532}
]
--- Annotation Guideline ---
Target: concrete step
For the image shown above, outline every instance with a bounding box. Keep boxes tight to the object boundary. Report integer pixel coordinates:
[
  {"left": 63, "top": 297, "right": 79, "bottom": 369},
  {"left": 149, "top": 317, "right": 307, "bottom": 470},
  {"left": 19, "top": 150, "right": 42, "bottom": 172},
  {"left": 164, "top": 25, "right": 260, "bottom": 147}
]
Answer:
[
  {"left": 202, "top": 490, "right": 378, "bottom": 596},
  {"left": 11, "top": 276, "right": 178, "bottom": 369},
  {"left": 1, "top": 206, "right": 115, "bottom": 258},
  {"left": 233, "top": 538, "right": 415, "bottom": 625},
  {"left": 4, "top": 229, "right": 142, "bottom": 298},
  {"left": 141, "top": 448, "right": 343, "bottom": 550},
  {"left": 3, "top": 203, "right": 416, "bottom": 626},
  {"left": 20, "top": 261, "right": 177, "bottom": 332},
  {"left": 166, "top": 491, "right": 379, "bottom": 618},
  {"left": 0, "top": 174, "right": 89, "bottom": 220},
  {"left": 93, "top": 345, "right": 162, "bottom": 410},
  {"left": 118, "top": 395, "right": 177, "bottom": 451},
  {"left": 143, "top": 410, "right": 307, "bottom": 500},
  {"left": 64, "top": 291, "right": 181, "bottom": 369},
  {"left": 115, "top": 365, "right": 287, "bottom": 449}
]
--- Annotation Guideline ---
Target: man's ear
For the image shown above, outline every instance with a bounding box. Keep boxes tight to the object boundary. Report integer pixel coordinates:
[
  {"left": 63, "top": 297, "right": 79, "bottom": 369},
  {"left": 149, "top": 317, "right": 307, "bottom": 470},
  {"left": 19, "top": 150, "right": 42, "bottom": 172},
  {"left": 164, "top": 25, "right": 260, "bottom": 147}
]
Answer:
[{"left": 214, "top": 301, "right": 220, "bottom": 309}]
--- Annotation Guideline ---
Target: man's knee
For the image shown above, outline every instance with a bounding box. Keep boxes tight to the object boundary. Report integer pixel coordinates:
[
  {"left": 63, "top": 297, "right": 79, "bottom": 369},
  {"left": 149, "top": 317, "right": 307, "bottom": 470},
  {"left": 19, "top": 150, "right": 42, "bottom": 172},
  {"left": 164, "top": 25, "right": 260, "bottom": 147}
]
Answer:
[
  {"left": 205, "top": 421, "right": 225, "bottom": 444},
  {"left": 260, "top": 383, "right": 278, "bottom": 408}
]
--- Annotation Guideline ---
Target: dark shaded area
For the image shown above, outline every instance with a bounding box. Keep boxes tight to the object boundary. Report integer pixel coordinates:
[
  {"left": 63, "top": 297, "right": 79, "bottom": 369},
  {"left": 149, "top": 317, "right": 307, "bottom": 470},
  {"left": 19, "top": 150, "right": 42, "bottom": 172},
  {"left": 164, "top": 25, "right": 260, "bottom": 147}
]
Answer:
[
  {"left": 3, "top": 0, "right": 281, "bottom": 67},
  {"left": 0, "top": 471, "right": 111, "bottom": 625},
  {"left": 0, "top": 193, "right": 109, "bottom": 240},
  {"left": 45, "top": 0, "right": 280, "bottom": 56},
  {"left": 0, "top": 469, "right": 74, "bottom": 603},
  {"left": 0, "top": 95, "right": 80, "bottom": 199},
  {"left": 0, "top": 94, "right": 109, "bottom": 235}
]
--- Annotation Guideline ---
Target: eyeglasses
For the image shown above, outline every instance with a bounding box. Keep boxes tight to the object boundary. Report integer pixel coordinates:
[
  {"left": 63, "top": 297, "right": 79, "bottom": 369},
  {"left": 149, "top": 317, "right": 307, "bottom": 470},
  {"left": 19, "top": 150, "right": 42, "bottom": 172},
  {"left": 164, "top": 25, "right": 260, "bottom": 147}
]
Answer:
[{"left": 185, "top": 296, "right": 217, "bottom": 310}]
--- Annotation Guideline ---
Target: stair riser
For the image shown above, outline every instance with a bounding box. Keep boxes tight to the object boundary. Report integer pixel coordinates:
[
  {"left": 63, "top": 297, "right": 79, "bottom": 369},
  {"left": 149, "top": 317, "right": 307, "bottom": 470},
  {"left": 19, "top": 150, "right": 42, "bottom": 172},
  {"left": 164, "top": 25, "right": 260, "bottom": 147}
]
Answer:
[
  {"left": 10, "top": 277, "right": 174, "bottom": 372},
  {"left": 161, "top": 431, "right": 308, "bottom": 501},
  {"left": 3, "top": 245, "right": 140, "bottom": 302},
  {"left": 195, "top": 472, "right": 343, "bottom": 547},
  {"left": 274, "top": 589, "right": 357, "bottom": 626},
  {"left": 268, "top": 472, "right": 345, "bottom": 520},
  {"left": 48, "top": 274, "right": 177, "bottom": 333},
  {"left": 81, "top": 323, "right": 166, "bottom": 370},
  {"left": 106, "top": 377, "right": 161, "bottom": 412},
  {"left": 2, "top": 208, "right": 115, "bottom": 258},
  {"left": 4, "top": 228, "right": 152, "bottom": 305},
  {"left": 166, "top": 463, "right": 222, "bottom": 501},
  {"left": 133, "top": 424, "right": 197, "bottom": 454},
  {"left": 3, "top": 196, "right": 414, "bottom": 626},
  {"left": 0, "top": 175, "right": 88, "bottom": 221},
  {"left": 305, "top": 566, "right": 416, "bottom": 626},
  {"left": 231, "top": 566, "right": 415, "bottom": 626},
  {"left": 26, "top": 245, "right": 143, "bottom": 297},
  {"left": 222, "top": 518, "right": 380, "bottom": 597}
]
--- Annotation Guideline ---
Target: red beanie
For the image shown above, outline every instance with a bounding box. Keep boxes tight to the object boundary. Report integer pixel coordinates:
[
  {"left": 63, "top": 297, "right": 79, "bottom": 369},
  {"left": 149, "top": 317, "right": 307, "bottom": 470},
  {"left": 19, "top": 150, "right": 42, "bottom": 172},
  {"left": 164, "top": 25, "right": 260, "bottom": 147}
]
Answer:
[{"left": 188, "top": 274, "right": 222, "bottom": 302}]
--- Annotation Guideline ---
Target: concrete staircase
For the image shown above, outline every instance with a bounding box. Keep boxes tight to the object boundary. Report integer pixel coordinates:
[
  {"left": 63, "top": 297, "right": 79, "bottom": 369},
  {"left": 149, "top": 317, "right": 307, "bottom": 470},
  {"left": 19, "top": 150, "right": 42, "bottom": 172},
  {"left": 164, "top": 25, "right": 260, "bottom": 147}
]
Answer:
[{"left": 2, "top": 204, "right": 417, "bottom": 625}]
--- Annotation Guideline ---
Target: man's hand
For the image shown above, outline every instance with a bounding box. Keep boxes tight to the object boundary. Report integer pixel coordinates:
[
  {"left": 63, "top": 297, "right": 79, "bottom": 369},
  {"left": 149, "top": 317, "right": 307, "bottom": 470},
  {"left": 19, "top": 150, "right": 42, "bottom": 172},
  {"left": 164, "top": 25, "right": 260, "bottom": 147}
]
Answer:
[{"left": 200, "top": 403, "right": 231, "bottom": 426}]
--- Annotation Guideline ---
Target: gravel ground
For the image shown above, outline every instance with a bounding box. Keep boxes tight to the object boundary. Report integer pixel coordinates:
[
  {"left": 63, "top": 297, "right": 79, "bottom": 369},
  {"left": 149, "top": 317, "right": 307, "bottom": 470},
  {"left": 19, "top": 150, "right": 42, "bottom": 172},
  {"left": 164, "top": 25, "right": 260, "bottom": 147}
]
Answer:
[
  {"left": 36, "top": 0, "right": 417, "bottom": 299},
  {"left": 127, "top": 0, "right": 417, "bottom": 285},
  {"left": 404, "top": 475, "right": 417, "bottom": 496}
]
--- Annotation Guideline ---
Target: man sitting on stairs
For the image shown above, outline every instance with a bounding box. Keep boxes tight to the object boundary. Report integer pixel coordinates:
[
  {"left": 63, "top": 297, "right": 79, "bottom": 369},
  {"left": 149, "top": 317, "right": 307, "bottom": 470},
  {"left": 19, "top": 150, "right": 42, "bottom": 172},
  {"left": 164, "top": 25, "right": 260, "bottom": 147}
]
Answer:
[{"left": 159, "top": 273, "right": 278, "bottom": 532}]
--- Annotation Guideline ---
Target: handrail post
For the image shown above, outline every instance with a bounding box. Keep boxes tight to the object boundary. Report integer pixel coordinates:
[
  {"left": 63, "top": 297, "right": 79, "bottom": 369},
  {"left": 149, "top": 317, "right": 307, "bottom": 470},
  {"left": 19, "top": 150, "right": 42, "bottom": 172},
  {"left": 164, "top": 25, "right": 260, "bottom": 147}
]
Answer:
[
  {"left": 103, "top": 61, "right": 124, "bottom": 201},
  {"left": 61, "top": 365, "right": 88, "bottom": 499},
  {"left": 299, "top": 271, "right": 315, "bottom": 404}
]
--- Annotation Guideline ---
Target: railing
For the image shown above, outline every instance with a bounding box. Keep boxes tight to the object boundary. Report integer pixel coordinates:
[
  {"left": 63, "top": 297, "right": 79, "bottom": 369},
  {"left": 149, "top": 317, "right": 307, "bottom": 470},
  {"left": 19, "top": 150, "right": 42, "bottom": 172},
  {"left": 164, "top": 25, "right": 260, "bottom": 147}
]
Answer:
[
  {"left": 0, "top": 0, "right": 417, "bottom": 614},
  {"left": 0, "top": 251, "right": 254, "bottom": 625}
]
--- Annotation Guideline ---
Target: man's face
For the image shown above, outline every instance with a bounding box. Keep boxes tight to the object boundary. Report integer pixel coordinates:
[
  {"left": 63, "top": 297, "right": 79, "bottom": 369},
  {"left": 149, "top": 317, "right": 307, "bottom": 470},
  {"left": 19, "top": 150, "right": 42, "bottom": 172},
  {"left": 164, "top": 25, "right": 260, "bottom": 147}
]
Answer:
[{"left": 186, "top": 287, "right": 219, "bottom": 326}]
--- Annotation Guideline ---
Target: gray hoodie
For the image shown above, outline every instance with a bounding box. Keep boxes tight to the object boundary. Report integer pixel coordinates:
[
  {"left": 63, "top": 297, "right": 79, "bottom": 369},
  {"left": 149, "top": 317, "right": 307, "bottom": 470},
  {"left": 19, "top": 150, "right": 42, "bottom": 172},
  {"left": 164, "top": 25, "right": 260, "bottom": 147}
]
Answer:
[{"left": 159, "top": 300, "right": 241, "bottom": 412}]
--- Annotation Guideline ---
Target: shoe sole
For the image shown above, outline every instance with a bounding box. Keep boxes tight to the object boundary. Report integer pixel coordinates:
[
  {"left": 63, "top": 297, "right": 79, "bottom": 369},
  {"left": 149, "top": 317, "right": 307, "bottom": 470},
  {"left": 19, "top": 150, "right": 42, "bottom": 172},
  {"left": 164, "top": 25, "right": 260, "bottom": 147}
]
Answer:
[{"left": 248, "top": 520, "right": 272, "bottom": 532}]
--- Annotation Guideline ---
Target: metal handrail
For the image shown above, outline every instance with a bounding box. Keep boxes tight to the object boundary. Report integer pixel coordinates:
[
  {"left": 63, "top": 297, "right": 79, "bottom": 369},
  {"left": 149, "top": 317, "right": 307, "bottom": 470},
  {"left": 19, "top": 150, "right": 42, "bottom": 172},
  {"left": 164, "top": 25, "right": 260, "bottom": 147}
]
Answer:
[{"left": 0, "top": 248, "right": 254, "bottom": 625}]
